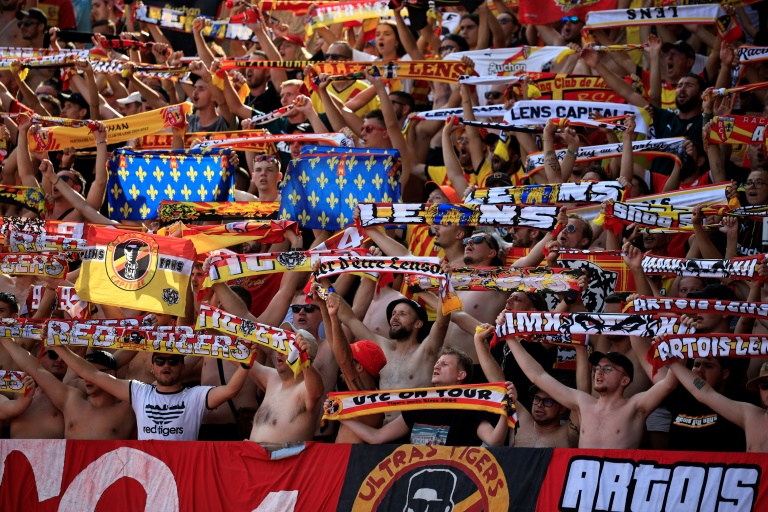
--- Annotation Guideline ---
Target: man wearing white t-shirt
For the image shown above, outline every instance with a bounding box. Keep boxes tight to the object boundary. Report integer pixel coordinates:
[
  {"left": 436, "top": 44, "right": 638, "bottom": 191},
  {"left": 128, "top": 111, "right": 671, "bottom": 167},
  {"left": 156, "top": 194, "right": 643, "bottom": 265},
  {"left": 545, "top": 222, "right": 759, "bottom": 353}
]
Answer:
[{"left": 51, "top": 347, "right": 250, "bottom": 441}]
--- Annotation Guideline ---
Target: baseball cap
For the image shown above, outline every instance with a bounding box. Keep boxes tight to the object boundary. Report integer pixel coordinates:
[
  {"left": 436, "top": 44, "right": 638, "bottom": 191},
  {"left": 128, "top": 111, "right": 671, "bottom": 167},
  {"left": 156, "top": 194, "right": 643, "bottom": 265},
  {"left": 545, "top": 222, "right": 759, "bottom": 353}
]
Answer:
[
  {"left": 116, "top": 91, "right": 142, "bottom": 105},
  {"left": 386, "top": 298, "right": 429, "bottom": 340},
  {"left": 686, "top": 284, "right": 739, "bottom": 302},
  {"left": 276, "top": 34, "right": 306, "bottom": 48},
  {"left": 84, "top": 350, "right": 117, "bottom": 371},
  {"left": 747, "top": 362, "right": 768, "bottom": 391},
  {"left": 661, "top": 40, "right": 695, "bottom": 59},
  {"left": 589, "top": 351, "right": 634, "bottom": 382},
  {"left": 16, "top": 8, "right": 47, "bottom": 25},
  {"left": 60, "top": 91, "right": 89, "bottom": 110},
  {"left": 425, "top": 181, "right": 460, "bottom": 203},
  {"left": 351, "top": 340, "right": 387, "bottom": 378},
  {"left": 485, "top": 172, "right": 513, "bottom": 187}
]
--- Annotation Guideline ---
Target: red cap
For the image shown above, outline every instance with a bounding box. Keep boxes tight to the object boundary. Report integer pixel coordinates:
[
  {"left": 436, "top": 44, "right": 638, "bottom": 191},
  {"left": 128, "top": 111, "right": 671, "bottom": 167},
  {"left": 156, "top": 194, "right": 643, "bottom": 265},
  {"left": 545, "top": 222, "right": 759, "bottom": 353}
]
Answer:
[
  {"left": 425, "top": 181, "right": 460, "bottom": 203},
  {"left": 351, "top": 340, "right": 386, "bottom": 378},
  {"left": 276, "top": 34, "right": 306, "bottom": 48}
]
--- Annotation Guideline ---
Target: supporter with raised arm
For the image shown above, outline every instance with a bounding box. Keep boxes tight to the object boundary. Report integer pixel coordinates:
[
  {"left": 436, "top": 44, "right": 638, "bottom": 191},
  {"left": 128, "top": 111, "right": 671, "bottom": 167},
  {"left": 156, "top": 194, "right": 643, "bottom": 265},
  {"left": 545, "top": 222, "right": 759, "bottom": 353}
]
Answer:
[
  {"left": 9, "top": 347, "right": 67, "bottom": 439},
  {"left": 50, "top": 345, "right": 249, "bottom": 441},
  {"left": 1, "top": 341, "right": 136, "bottom": 439}
]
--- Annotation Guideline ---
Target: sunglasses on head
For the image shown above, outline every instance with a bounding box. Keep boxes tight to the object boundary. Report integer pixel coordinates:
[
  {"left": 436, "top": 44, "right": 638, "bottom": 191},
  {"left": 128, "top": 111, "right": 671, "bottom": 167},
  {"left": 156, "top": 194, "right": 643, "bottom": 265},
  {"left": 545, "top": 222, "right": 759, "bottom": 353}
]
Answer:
[
  {"left": 254, "top": 154, "right": 278, "bottom": 163},
  {"left": 485, "top": 91, "right": 504, "bottom": 100},
  {"left": 361, "top": 125, "right": 387, "bottom": 135},
  {"left": 562, "top": 16, "right": 581, "bottom": 24},
  {"left": 291, "top": 304, "right": 319, "bottom": 314},
  {"left": 153, "top": 356, "right": 182, "bottom": 367}
]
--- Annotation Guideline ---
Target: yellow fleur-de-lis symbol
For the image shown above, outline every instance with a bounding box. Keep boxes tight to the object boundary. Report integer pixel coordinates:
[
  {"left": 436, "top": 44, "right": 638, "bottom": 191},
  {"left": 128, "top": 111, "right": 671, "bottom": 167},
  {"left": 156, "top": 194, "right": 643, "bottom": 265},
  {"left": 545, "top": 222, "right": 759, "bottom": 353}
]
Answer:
[
  {"left": 280, "top": 208, "right": 290, "bottom": 220},
  {"left": 308, "top": 156, "right": 321, "bottom": 169},
  {"left": 318, "top": 211, "right": 330, "bottom": 228},
  {"left": 197, "top": 183, "right": 208, "bottom": 199},
  {"left": 383, "top": 156, "right": 394, "bottom": 171},
  {"left": 143, "top": 153, "right": 152, "bottom": 164},
  {"left": 110, "top": 183, "right": 122, "bottom": 200},
  {"left": 159, "top": 154, "right": 170, "bottom": 165},
  {"left": 326, "top": 192, "right": 339, "bottom": 210},
  {"left": 299, "top": 170, "right": 310, "bottom": 187},
  {"left": 187, "top": 166, "right": 198, "bottom": 182},
  {"left": 327, "top": 156, "right": 339, "bottom": 171},
  {"left": 128, "top": 183, "right": 141, "bottom": 200},
  {"left": 382, "top": 192, "right": 392, "bottom": 203},
  {"left": 372, "top": 174, "right": 383, "bottom": 189},
  {"left": 195, "top": 154, "right": 204, "bottom": 164},
  {"left": 221, "top": 167, "right": 230, "bottom": 182},
  {"left": 204, "top": 166, "right": 215, "bottom": 182},
  {"left": 146, "top": 184, "right": 159, "bottom": 201},
  {"left": 170, "top": 167, "right": 181, "bottom": 182},
  {"left": 118, "top": 167, "right": 130, "bottom": 181},
  {"left": 289, "top": 190, "right": 301, "bottom": 206},
  {"left": 354, "top": 174, "right": 366, "bottom": 191},
  {"left": 298, "top": 209, "right": 310, "bottom": 225},
  {"left": 164, "top": 184, "right": 175, "bottom": 200},
  {"left": 139, "top": 203, "right": 151, "bottom": 219},
  {"left": 308, "top": 191, "right": 320, "bottom": 208},
  {"left": 153, "top": 166, "right": 164, "bottom": 182},
  {"left": 346, "top": 156, "right": 358, "bottom": 171},
  {"left": 177, "top": 155, "right": 187, "bottom": 165},
  {"left": 345, "top": 193, "right": 356, "bottom": 209},
  {"left": 212, "top": 155, "right": 219, "bottom": 164},
  {"left": 107, "top": 204, "right": 113, "bottom": 216},
  {"left": 136, "top": 166, "right": 147, "bottom": 183},
  {"left": 336, "top": 173, "right": 348, "bottom": 189},
  {"left": 317, "top": 172, "right": 329, "bottom": 190},
  {"left": 388, "top": 174, "right": 398, "bottom": 188},
  {"left": 181, "top": 184, "right": 192, "bottom": 200},
  {"left": 119, "top": 202, "right": 132, "bottom": 218},
  {"left": 365, "top": 155, "right": 376, "bottom": 172},
  {"left": 364, "top": 192, "right": 376, "bottom": 202},
  {"left": 337, "top": 212, "right": 349, "bottom": 227},
  {"left": 212, "top": 184, "right": 220, "bottom": 198}
]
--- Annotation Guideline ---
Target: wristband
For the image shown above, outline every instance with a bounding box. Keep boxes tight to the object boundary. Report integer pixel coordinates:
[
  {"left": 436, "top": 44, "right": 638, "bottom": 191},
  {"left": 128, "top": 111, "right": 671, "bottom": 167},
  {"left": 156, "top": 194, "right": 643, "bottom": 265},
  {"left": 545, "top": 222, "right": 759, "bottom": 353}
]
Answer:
[
  {"left": 51, "top": 176, "right": 60, "bottom": 185},
  {"left": 240, "top": 363, "right": 251, "bottom": 370},
  {"left": 566, "top": 149, "right": 577, "bottom": 156}
]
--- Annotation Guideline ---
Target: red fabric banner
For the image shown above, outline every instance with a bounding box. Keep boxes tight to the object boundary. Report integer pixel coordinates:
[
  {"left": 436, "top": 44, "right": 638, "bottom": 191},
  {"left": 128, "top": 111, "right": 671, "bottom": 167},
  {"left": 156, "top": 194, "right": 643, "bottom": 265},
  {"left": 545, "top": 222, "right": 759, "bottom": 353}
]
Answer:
[{"left": 519, "top": 0, "right": 617, "bottom": 25}]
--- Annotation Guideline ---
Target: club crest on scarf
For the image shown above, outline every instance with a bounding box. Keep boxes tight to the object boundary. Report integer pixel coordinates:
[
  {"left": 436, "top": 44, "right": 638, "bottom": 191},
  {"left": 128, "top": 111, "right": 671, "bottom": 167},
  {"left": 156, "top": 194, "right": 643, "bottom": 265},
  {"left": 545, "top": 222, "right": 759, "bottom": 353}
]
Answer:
[{"left": 105, "top": 232, "right": 159, "bottom": 291}]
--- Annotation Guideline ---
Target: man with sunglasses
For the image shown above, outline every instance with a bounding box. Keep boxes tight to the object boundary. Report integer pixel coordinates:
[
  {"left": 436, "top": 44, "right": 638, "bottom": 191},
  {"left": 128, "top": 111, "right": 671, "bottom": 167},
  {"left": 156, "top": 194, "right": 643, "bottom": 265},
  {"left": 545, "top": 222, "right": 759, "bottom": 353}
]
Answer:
[
  {"left": 1, "top": 342, "right": 136, "bottom": 439},
  {"left": 310, "top": 41, "right": 379, "bottom": 118},
  {"left": 48, "top": 346, "right": 250, "bottom": 440},
  {"left": 507, "top": 332, "right": 679, "bottom": 448},
  {"left": 536, "top": 15, "right": 583, "bottom": 46},
  {"left": 16, "top": 8, "right": 46, "bottom": 47}
]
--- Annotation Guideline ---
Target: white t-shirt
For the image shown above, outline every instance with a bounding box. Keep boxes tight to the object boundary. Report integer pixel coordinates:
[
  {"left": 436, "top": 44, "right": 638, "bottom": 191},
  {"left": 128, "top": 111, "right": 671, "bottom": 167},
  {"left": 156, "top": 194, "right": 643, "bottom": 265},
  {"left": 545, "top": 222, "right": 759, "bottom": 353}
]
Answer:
[{"left": 130, "top": 381, "right": 214, "bottom": 441}]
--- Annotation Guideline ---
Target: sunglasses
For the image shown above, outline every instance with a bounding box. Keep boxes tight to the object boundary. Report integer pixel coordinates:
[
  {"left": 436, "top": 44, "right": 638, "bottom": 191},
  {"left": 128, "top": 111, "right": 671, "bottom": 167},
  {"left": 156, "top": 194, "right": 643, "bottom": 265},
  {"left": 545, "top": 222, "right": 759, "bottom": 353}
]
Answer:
[
  {"left": 325, "top": 54, "right": 349, "bottom": 61},
  {"left": 58, "top": 175, "right": 72, "bottom": 183},
  {"left": 254, "top": 154, "right": 278, "bottom": 163},
  {"left": 18, "top": 20, "right": 39, "bottom": 27},
  {"left": 439, "top": 45, "right": 458, "bottom": 54},
  {"left": 499, "top": 17, "right": 511, "bottom": 25},
  {"left": 291, "top": 304, "right": 319, "bottom": 314},
  {"left": 562, "top": 224, "right": 578, "bottom": 234},
  {"left": 561, "top": 16, "right": 581, "bottom": 24},
  {"left": 153, "top": 356, "right": 182, "bottom": 367},
  {"left": 532, "top": 395, "right": 556, "bottom": 407},
  {"left": 463, "top": 234, "right": 498, "bottom": 250},
  {"left": 44, "top": 350, "right": 59, "bottom": 360},
  {"left": 361, "top": 125, "right": 387, "bottom": 135},
  {"left": 485, "top": 91, "right": 504, "bottom": 100}
]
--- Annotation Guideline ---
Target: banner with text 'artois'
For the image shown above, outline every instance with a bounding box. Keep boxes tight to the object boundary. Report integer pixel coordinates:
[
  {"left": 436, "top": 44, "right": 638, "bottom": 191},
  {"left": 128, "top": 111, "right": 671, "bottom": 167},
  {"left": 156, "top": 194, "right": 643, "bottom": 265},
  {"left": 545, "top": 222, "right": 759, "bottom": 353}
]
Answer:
[
  {"left": 495, "top": 311, "right": 695, "bottom": 341},
  {"left": 158, "top": 219, "right": 299, "bottom": 254},
  {"left": 323, "top": 383, "right": 517, "bottom": 427},
  {"left": 649, "top": 334, "right": 768, "bottom": 370},
  {"left": 465, "top": 182, "right": 626, "bottom": 205},
  {"left": 279, "top": 147, "right": 401, "bottom": 231},
  {"left": 45, "top": 321, "right": 256, "bottom": 365},
  {"left": 107, "top": 147, "right": 235, "bottom": 222},
  {"left": 156, "top": 201, "right": 280, "bottom": 225},
  {"left": 445, "top": 47, "right": 571, "bottom": 76},
  {"left": 196, "top": 303, "right": 308, "bottom": 376},
  {"left": 358, "top": 203, "right": 560, "bottom": 229},
  {"left": 28, "top": 102, "right": 192, "bottom": 151},
  {"left": 627, "top": 296, "right": 768, "bottom": 318},
  {"left": 74, "top": 227, "right": 195, "bottom": 316},
  {"left": 641, "top": 254, "right": 762, "bottom": 279},
  {"left": 0, "top": 371, "right": 28, "bottom": 394},
  {"left": 710, "top": 115, "right": 768, "bottom": 147},
  {"left": 584, "top": 5, "right": 742, "bottom": 43},
  {"left": 0, "top": 253, "right": 67, "bottom": 278},
  {"left": 524, "top": 138, "right": 686, "bottom": 177},
  {"left": 0, "top": 185, "right": 46, "bottom": 217}
]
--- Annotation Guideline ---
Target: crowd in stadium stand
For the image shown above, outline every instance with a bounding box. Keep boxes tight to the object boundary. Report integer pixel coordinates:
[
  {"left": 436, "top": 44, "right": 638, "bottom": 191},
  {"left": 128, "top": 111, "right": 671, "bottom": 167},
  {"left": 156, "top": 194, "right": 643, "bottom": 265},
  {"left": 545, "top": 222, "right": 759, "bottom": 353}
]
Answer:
[{"left": 2, "top": 0, "right": 768, "bottom": 453}]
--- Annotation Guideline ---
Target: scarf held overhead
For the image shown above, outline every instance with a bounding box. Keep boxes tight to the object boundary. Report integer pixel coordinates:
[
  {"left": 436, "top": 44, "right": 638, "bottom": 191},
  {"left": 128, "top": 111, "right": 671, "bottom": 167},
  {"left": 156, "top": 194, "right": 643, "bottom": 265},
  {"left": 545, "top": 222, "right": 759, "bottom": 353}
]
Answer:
[
  {"left": 465, "top": 181, "right": 627, "bottom": 205},
  {"left": 709, "top": 115, "right": 768, "bottom": 147},
  {"left": 357, "top": 203, "right": 560, "bottom": 229},
  {"left": 0, "top": 185, "right": 46, "bottom": 217},
  {"left": 323, "top": 382, "right": 516, "bottom": 427},
  {"left": 649, "top": 334, "right": 768, "bottom": 370},
  {"left": 0, "top": 253, "right": 67, "bottom": 278},
  {"left": 641, "top": 254, "right": 762, "bottom": 279},
  {"left": 627, "top": 296, "right": 768, "bottom": 318}
]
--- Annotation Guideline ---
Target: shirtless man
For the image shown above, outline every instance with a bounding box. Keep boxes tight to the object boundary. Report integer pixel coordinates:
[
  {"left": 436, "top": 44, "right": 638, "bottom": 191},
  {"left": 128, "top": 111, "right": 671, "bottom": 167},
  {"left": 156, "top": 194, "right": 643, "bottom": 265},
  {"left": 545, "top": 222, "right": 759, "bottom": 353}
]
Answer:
[
  {"left": 0, "top": 292, "right": 24, "bottom": 372},
  {"left": 507, "top": 335, "right": 678, "bottom": 449},
  {"left": 50, "top": 346, "right": 249, "bottom": 440},
  {"left": 0, "top": 0, "right": 27, "bottom": 48},
  {"left": 248, "top": 331, "right": 325, "bottom": 444},
  {"left": 670, "top": 361, "right": 768, "bottom": 452},
  {"left": 334, "top": 289, "right": 450, "bottom": 424},
  {"left": 10, "top": 347, "right": 67, "bottom": 438},
  {"left": 2, "top": 342, "right": 135, "bottom": 439}
]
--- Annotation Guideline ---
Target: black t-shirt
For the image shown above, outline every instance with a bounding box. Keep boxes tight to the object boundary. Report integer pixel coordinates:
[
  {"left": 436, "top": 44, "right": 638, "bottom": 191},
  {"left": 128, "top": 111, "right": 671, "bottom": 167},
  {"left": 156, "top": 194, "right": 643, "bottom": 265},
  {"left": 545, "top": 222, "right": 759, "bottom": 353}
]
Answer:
[
  {"left": 666, "top": 387, "right": 746, "bottom": 452},
  {"left": 401, "top": 408, "right": 499, "bottom": 446},
  {"left": 649, "top": 105, "right": 703, "bottom": 177},
  {"left": 245, "top": 84, "right": 282, "bottom": 115}
]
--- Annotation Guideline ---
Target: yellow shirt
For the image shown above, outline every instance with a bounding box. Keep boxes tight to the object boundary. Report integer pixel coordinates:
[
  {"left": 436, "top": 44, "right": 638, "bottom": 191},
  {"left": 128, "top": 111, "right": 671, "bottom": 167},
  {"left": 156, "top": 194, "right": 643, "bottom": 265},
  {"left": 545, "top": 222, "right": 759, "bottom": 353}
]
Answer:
[
  {"left": 310, "top": 80, "right": 380, "bottom": 117},
  {"left": 426, "top": 159, "right": 493, "bottom": 189}
]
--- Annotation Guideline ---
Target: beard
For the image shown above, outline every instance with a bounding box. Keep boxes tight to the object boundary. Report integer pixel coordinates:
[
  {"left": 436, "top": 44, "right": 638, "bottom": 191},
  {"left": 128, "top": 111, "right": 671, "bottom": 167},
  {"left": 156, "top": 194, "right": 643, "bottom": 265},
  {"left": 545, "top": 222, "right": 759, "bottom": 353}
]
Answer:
[
  {"left": 463, "top": 254, "right": 480, "bottom": 266},
  {"left": 676, "top": 96, "right": 700, "bottom": 113},
  {"left": 389, "top": 325, "right": 412, "bottom": 340}
]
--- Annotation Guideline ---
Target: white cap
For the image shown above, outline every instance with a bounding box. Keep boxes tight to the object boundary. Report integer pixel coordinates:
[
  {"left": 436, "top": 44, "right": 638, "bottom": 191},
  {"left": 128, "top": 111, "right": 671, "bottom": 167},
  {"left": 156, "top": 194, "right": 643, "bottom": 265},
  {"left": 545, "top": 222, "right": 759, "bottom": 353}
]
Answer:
[{"left": 116, "top": 91, "right": 142, "bottom": 105}]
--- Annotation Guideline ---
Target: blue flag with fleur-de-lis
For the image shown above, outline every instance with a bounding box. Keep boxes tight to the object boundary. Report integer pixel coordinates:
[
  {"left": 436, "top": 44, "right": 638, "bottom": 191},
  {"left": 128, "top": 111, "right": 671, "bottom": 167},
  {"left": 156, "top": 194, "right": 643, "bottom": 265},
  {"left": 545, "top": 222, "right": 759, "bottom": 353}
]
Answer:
[
  {"left": 279, "top": 146, "right": 402, "bottom": 230},
  {"left": 107, "top": 147, "right": 235, "bottom": 221}
]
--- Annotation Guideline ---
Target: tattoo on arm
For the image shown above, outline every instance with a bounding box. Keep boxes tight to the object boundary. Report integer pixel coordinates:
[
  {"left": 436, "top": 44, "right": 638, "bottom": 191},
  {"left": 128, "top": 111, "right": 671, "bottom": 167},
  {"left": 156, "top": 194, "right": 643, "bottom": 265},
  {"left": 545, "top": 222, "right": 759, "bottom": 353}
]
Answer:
[
  {"left": 568, "top": 418, "right": 579, "bottom": 434},
  {"left": 693, "top": 378, "right": 706, "bottom": 391}
]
